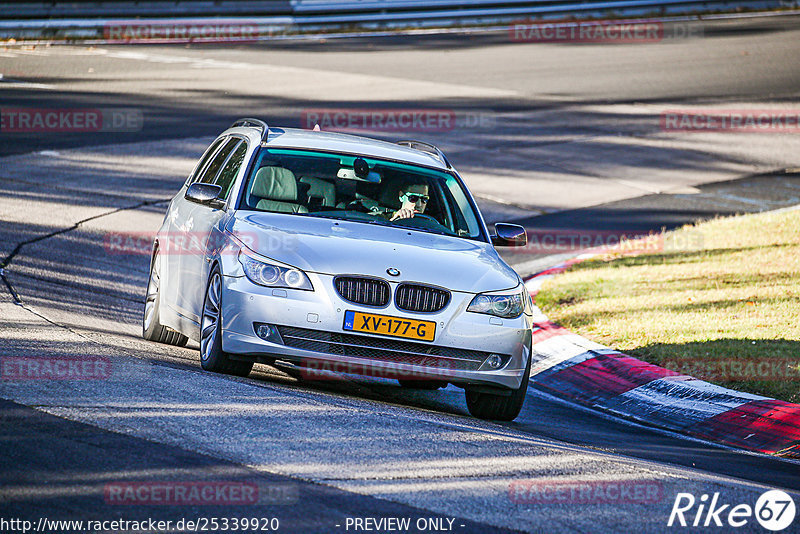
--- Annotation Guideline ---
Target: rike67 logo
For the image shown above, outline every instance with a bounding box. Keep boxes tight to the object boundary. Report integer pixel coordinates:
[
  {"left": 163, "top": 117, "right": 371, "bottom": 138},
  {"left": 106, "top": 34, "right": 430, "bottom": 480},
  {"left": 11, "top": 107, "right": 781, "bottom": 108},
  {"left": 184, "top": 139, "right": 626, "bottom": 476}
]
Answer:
[{"left": 668, "top": 490, "right": 796, "bottom": 531}]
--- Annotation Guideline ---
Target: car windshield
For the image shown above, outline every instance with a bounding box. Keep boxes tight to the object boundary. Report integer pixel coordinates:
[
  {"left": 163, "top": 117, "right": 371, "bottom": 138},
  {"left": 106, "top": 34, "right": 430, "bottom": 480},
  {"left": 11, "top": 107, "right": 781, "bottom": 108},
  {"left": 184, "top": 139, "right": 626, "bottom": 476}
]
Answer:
[{"left": 239, "top": 148, "right": 484, "bottom": 240}]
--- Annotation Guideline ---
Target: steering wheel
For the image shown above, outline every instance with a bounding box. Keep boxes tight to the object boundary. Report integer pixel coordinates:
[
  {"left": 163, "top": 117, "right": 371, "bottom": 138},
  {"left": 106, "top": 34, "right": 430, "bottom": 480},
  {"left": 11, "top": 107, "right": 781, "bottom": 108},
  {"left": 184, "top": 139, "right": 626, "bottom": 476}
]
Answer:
[
  {"left": 393, "top": 212, "right": 446, "bottom": 230},
  {"left": 345, "top": 199, "right": 372, "bottom": 213},
  {"left": 412, "top": 213, "right": 439, "bottom": 223}
]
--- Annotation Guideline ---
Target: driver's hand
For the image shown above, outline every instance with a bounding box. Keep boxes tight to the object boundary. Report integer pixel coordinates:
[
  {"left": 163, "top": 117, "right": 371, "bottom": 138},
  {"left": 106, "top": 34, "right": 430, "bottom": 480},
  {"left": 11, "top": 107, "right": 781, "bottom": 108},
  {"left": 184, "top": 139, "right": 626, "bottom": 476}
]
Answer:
[{"left": 390, "top": 208, "right": 415, "bottom": 221}]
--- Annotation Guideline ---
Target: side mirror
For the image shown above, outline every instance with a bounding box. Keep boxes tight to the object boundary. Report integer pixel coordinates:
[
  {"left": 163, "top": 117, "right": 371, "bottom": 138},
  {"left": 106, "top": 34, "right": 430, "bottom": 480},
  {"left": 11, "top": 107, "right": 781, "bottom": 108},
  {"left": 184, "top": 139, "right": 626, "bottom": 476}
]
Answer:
[
  {"left": 492, "top": 223, "right": 527, "bottom": 247},
  {"left": 185, "top": 183, "right": 226, "bottom": 210}
]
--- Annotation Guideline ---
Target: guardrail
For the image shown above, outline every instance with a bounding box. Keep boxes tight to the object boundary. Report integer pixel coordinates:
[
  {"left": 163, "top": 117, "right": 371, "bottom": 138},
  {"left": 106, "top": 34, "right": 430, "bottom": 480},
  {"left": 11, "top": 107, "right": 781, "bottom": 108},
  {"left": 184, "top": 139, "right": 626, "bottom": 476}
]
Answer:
[
  {"left": 0, "top": 0, "right": 793, "bottom": 41},
  {"left": 292, "top": 0, "right": 786, "bottom": 24}
]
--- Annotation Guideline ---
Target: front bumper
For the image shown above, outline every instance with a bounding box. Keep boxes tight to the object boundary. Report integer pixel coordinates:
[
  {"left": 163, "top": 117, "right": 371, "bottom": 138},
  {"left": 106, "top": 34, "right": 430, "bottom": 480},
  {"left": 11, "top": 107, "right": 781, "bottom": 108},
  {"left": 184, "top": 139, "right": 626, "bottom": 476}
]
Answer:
[{"left": 220, "top": 272, "right": 533, "bottom": 390}]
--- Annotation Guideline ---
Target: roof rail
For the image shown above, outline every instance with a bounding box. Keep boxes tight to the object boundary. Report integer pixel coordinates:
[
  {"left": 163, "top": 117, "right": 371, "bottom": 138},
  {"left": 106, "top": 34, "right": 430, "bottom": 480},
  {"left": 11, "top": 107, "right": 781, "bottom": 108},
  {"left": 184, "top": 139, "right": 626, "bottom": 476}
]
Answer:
[
  {"left": 230, "top": 117, "right": 269, "bottom": 142},
  {"left": 396, "top": 140, "right": 451, "bottom": 169}
]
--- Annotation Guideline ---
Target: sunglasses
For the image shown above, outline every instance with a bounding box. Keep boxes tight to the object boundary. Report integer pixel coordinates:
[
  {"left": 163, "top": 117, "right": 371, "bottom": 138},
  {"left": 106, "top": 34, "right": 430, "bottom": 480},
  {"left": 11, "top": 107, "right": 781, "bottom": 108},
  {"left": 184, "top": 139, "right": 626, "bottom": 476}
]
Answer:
[{"left": 401, "top": 193, "right": 429, "bottom": 204}]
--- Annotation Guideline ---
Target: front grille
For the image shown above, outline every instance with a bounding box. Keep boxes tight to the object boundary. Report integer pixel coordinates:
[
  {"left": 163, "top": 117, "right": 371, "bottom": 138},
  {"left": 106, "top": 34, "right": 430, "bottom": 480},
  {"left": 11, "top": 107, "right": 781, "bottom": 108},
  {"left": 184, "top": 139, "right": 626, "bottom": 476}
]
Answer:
[
  {"left": 334, "top": 276, "right": 390, "bottom": 307},
  {"left": 276, "top": 326, "right": 490, "bottom": 371},
  {"left": 395, "top": 283, "right": 450, "bottom": 313}
]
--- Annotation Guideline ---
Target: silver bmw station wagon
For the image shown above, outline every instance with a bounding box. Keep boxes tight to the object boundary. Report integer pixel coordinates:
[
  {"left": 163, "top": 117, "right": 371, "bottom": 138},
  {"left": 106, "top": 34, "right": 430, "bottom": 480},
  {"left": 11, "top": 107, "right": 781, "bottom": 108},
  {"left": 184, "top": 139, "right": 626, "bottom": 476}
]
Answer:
[{"left": 143, "top": 118, "right": 534, "bottom": 420}]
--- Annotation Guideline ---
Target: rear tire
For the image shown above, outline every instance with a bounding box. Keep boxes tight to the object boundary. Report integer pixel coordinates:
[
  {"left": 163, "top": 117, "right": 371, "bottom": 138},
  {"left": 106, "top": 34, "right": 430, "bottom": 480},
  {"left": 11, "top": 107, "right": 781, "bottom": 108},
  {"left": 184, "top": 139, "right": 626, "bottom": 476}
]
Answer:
[
  {"left": 200, "top": 267, "right": 253, "bottom": 377},
  {"left": 142, "top": 250, "right": 188, "bottom": 347},
  {"left": 465, "top": 352, "right": 531, "bottom": 421}
]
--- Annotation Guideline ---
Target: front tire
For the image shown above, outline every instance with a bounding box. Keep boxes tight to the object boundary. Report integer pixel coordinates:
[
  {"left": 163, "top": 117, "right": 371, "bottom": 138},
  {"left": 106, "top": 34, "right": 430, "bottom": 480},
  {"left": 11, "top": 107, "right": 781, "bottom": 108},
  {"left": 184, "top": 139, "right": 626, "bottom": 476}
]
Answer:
[
  {"left": 200, "top": 267, "right": 253, "bottom": 377},
  {"left": 465, "top": 352, "right": 531, "bottom": 421},
  {"left": 142, "top": 250, "right": 188, "bottom": 347}
]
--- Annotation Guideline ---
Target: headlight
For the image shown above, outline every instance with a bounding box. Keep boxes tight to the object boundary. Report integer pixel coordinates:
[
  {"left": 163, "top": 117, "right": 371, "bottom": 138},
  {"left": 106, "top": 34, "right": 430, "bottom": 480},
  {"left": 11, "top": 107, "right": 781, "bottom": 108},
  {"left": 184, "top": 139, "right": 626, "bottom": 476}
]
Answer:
[
  {"left": 467, "top": 287, "right": 525, "bottom": 318},
  {"left": 237, "top": 251, "right": 313, "bottom": 291}
]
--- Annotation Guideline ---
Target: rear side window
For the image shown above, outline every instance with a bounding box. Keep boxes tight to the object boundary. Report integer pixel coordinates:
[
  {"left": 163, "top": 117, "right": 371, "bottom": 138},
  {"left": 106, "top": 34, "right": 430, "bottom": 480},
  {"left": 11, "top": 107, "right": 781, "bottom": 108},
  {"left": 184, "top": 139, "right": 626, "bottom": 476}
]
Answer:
[
  {"left": 197, "top": 138, "right": 239, "bottom": 185},
  {"left": 188, "top": 137, "right": 225, "bottom": 184},
  {"left": 213, "top": 141, "right": 248, "bottom": 199}
]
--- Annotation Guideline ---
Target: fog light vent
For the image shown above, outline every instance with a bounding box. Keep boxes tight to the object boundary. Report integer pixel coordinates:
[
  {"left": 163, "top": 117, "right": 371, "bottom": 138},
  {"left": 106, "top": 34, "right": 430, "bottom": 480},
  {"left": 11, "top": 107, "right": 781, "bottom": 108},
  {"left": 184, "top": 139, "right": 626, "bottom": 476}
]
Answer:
[
  {"left": 254, "top": 322, "right": 284, "bottom": 344},
  {"left": 486, "top": 354, "right": 503, "bottom": 369},
  {"left": 478, "top": 353, "right": 510, "bottom": 371}
]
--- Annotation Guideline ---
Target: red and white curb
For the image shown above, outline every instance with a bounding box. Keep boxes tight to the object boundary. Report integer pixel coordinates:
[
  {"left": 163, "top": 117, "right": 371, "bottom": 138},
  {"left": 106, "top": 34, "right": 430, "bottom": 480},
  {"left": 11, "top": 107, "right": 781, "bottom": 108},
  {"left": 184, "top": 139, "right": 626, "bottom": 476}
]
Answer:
[{"left": 524, "top": 257, "right": 800, "bottom": 458}]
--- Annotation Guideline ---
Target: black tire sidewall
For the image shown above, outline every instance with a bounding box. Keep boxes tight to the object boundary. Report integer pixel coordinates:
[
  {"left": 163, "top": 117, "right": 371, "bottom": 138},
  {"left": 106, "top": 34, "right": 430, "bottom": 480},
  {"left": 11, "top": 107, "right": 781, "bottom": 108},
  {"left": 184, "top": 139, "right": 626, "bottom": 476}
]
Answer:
[
  {"left": 142, "top": 251, "right": 164, "bottom": 340},
  {"left": 200, "top": 267, "right": 226, "bottom": 371},
  {"left": 466, "top": 342, "right": 532, "bottom": 421}
]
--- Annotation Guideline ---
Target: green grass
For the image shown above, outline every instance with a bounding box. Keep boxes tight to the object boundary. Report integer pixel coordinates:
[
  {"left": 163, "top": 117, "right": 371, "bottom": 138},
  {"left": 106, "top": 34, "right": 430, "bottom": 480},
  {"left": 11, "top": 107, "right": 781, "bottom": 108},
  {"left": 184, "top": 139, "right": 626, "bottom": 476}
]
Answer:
[{"left": 536, "top": 208, "right": 800, "bottom": 402}]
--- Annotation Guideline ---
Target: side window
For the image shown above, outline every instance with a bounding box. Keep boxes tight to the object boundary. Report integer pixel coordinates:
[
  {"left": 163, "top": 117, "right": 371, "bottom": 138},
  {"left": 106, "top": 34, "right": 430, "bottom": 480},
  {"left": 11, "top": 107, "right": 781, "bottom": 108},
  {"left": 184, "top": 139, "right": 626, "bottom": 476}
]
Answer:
[
  {"left": 212, "top": 141, "right": 248, "bottom": 199},
  {"left": 188, "top": 138, "right": 225, "bottom": 184},
  {"left": 197, "top": 138, "right": 239, "bottom": 185}
]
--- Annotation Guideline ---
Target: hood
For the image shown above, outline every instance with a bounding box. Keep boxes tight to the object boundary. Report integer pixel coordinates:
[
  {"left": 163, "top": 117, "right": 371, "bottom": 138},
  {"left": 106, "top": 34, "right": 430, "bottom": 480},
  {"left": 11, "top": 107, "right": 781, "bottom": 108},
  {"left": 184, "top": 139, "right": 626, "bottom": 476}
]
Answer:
[{"left": 228, "top": 212, "right": 520, "bottom": 294}]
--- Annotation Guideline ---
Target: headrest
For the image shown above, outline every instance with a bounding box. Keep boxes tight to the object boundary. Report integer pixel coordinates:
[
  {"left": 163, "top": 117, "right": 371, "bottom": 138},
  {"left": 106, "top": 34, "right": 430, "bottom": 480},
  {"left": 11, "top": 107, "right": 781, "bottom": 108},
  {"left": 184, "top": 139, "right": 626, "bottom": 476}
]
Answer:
[
  {"left": 251, "top": 167, "right": 297, "bottom": 202},
  {"left": 378, "top": 176, "right": 404, "bottom": 210},
  {"left": 299, "top": 177, "right": 336, "bottom": 207}
]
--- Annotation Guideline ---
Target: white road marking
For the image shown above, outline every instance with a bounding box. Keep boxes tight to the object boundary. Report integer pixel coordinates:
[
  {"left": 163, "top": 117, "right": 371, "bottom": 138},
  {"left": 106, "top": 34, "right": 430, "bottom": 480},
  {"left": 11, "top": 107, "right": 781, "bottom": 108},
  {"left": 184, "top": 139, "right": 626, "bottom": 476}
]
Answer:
[
  {"left": 90, "top": 48, "right": 519, "bottom": 98},
  {"left": 7, "top": 48, "right": 57, "bottom": 56},
  {"left": 0, "top": 77, "right": 55, "bottom": 90}
]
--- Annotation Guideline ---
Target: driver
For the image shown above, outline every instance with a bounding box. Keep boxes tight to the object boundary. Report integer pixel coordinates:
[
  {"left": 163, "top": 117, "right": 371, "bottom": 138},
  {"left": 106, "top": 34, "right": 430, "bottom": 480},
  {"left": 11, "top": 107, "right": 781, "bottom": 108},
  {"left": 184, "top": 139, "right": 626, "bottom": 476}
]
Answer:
[{"left": 389, "top": 183, "right": 429, "bottom": 221}]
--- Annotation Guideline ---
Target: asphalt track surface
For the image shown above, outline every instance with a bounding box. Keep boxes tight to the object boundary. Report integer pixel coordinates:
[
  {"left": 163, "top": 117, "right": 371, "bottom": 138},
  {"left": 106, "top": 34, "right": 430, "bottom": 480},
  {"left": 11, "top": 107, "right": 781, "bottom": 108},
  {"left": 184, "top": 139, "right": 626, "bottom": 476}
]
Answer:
[{"left": 1, "top": 15, "right": 800, "bottom": 533}]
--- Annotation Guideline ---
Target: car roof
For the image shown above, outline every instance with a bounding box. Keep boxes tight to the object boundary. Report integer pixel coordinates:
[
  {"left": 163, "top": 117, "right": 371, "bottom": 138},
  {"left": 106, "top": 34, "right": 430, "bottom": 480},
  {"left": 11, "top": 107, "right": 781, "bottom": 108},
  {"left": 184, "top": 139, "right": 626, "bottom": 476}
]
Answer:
[{"left": 224, "top": 125, "right": 451, "bottom": 171}]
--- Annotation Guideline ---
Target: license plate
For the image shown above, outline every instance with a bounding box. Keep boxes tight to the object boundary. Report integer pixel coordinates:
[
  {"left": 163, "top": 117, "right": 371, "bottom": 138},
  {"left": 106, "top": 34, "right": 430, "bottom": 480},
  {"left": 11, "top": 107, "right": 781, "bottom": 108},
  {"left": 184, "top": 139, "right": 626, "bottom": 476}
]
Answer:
[{"left": 343, "top": 310, "right": 435, "bottom": 342}]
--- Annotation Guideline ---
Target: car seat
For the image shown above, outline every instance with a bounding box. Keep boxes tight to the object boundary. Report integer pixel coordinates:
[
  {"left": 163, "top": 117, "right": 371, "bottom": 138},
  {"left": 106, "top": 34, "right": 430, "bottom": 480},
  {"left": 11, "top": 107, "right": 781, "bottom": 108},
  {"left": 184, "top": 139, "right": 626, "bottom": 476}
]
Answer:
[
  {"left": 250, "top": 167, "right": 308, "bottom": 213},
  {"left": 377, "top": 176, "right": 404, "bottom": 211},
  {"left": 299, "top": 177, "right": 336, "bottom": 209}
]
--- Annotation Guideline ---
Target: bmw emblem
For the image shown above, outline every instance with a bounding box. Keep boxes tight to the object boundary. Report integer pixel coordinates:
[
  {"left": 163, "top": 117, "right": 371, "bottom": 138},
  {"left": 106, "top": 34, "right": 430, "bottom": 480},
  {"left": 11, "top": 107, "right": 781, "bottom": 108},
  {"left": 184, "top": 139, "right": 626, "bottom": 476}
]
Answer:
[{"left": 386, "top": 268, "right": 401, "bottom": 277}]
